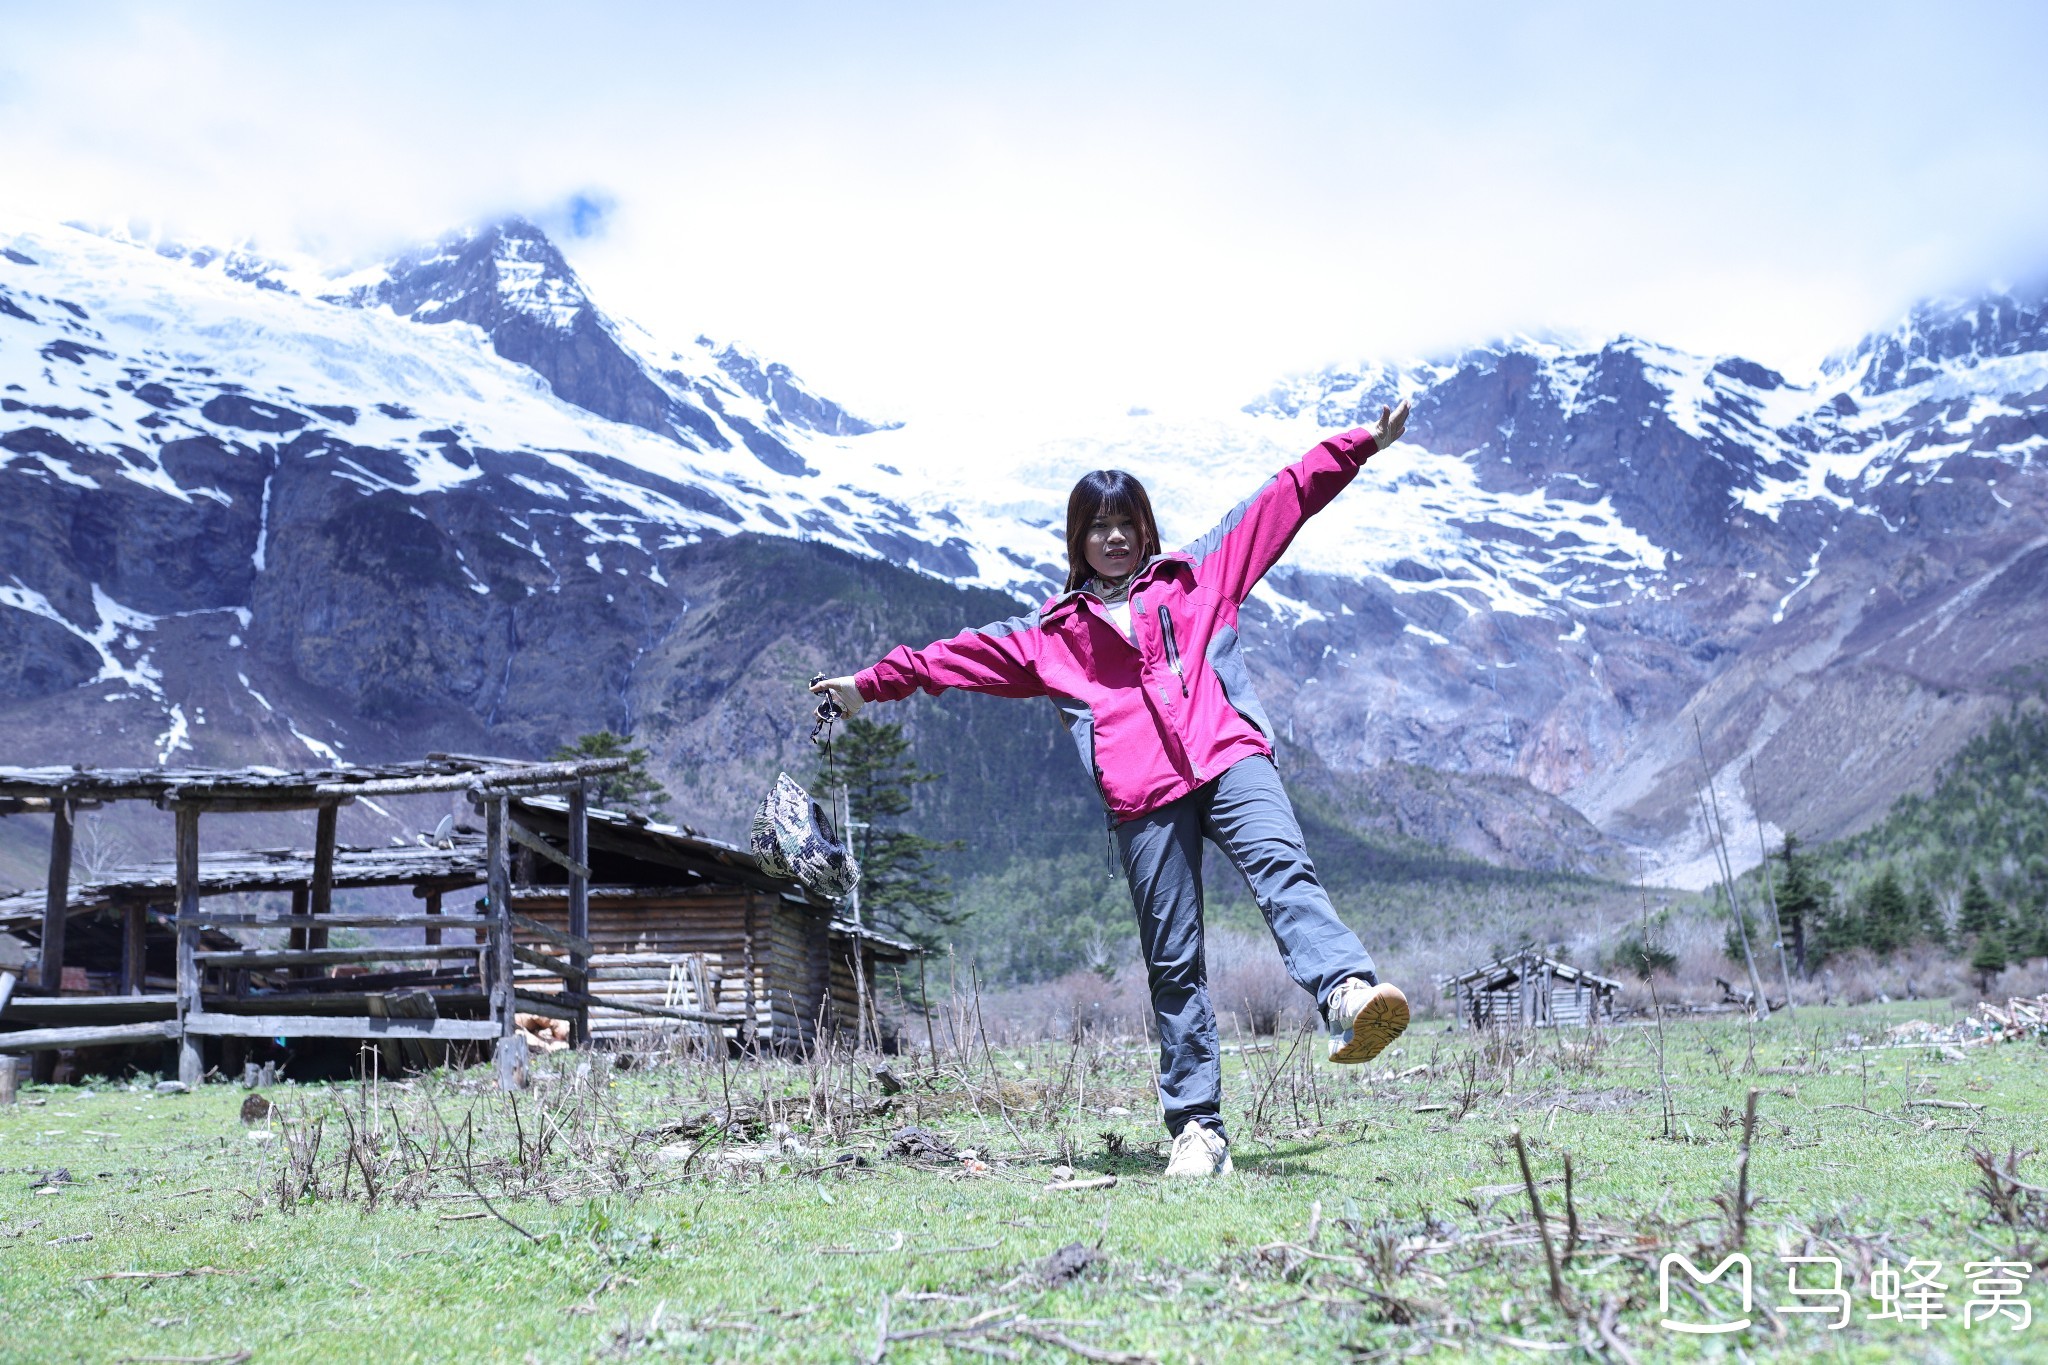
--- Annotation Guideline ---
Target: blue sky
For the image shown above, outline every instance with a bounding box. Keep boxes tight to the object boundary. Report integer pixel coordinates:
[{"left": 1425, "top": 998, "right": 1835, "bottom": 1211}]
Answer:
[{"left": 4, "top": 1, "right": 2045, "bottom": 433}]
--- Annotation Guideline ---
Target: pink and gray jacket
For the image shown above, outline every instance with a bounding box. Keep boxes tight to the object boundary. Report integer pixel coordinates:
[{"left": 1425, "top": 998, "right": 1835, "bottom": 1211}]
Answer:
[{"left": 854, "top": 429, "right": 1380, "bottom": 822}]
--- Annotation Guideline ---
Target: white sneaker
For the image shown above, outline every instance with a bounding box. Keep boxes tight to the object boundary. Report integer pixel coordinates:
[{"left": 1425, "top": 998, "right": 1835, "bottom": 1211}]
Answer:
[
  {"left": 1326, "top": 977, "right": 1409, "bottom": 1064},
  {"left": 1163, "top": 1120, "right": 1233, "bottom": 1177}
]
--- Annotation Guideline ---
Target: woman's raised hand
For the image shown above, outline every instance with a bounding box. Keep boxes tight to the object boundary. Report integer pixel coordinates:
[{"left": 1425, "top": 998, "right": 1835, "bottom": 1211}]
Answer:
[
  {"left": 810, "top": 674, "right": 866, "bottom": 716},
  {"left": 1369, "top": 399, "right": 1411, "bottom": 453}
]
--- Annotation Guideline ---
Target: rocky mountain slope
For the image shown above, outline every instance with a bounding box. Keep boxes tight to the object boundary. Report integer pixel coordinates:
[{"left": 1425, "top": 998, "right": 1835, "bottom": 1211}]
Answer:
[{"left": 2, "top": 213, "right": 2044, "bottom": 896}]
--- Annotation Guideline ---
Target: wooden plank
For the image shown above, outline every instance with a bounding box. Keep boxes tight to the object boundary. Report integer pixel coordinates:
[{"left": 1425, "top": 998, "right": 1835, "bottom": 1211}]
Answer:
[
  {"left": 183, "top": 1013, "right": 500, "bottom": 1041},
  {"left": 261, "top": 756, "right": 634, "bottom": 799},
  {"left": 3, "top": 993, "right": 177, "bottom": 1023},
  {"left": 0, "top": 1020, "right": 180, "bottom": 1052},
  {"left": 506, "top": 819, "right": 591, "bottom": 880},
  {"left": 512, "top": 991, "right": 582, "bottom": 1020},
  {"left": 509, "top": 911, "right": 595, "bottom": 958},
  {"left": 544, "top": 989, "right": 739, "bottom": 1026},
  {"left": 180, "top": 912, "right": 494, "bottom": 931},
  {"left": 194, "top": 945, "right": 484, "bottom": 969},
  {"left": 0, "top": 971, "right": 14, "bottom": 1017},
  {"left": 511, "top": 943, "right": 573, "bottom": 976}
]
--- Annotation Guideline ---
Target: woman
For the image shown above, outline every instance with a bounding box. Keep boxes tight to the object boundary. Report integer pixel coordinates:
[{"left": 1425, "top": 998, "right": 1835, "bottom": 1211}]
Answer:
[{"left": 811, "top": 402, "right": 1412, "bottom": 1177}]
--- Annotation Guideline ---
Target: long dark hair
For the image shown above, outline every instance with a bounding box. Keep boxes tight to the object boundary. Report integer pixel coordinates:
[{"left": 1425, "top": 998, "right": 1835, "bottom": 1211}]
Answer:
[{"left": 1063, "top": 470, "right": 1162, "bottom": 593}]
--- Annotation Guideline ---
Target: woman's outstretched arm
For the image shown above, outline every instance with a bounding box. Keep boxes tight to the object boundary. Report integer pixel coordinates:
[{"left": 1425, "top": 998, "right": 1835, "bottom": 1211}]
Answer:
[
  {"left": 811, "top": 608, "right": 1048, "bottom": 714},
  {"left": 1179, "top": 400, "right": 1409, "bottom": 604}
]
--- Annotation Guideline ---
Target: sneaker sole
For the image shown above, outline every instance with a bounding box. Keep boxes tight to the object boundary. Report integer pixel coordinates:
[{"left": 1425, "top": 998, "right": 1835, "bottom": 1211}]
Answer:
[{"left": 1329, "top": 983, "right": 1409, "bottom": 1064}]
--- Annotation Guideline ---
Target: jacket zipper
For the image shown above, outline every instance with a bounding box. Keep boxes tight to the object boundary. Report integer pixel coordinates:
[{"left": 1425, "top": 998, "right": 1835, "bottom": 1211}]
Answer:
[{"left": 1158, "top": 606, "right": 1188, "bottom": 698}]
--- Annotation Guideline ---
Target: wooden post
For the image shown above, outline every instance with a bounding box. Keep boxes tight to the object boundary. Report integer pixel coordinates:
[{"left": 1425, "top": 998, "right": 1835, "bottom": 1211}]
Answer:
[
  {"left": 741, "top": 894, "right": 760, "bottom": 1050},
  {"left": 32, "top": 800, "right": 74, "bottom": 1085},
  {"left": 567, "top": 783, "right": 590, "bottom": 1049},
  {"left": 175, "top": 805, "right": 203, "bottom": 1087},
  {"left": 37, "top": 798, "right": 74, "bottom": 993},
  {"left": 487, "top": 797, "right": 523, "bottom": 1090},
  {"left": 287, "top": 885, "right": 310, "bottom": 971},
  {"left": 122, "top": 901, "right": 148, "bottom": 995},
  {"left": 308, "top": 803, "right": 337, "bottom": 953},
  {"left": 423, "top": 889, "right": 442, "bottom": 946},
  {"left": 0, "top": 1055, "right": 16, "bottom": 1105}
]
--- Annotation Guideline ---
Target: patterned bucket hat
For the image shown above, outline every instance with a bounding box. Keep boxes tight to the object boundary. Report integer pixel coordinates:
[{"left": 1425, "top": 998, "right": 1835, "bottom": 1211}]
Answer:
[{"left": 749, "top": 772, "right": 860, "bottom": 902}]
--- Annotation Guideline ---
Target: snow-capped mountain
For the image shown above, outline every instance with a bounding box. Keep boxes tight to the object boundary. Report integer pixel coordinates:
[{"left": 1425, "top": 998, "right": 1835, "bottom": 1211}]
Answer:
[{"left": 3, "top": 212, "right": 2044, "bottom": 891}]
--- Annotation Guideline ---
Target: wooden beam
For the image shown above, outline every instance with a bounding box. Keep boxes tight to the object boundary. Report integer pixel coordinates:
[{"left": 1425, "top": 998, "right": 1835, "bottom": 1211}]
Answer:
[
  {"left": 509, "top": 911, "right": 595, "bottom": 959},
  {"left": 37, "top": 799, "right": 74, "bottom": 993},
  {"left": 193, "top": 945, "right": 484, "bottom": 969},
  {"left": 158, "top": 795, "right": 359, "bottom": 813},
  {"left": 174, "top": 805, "right": 202, "bottom": 1087},
  {"left": 505, "top": 818, "right": 591, "bottom": 879},
  {"left": 0, "top": 1020, "right": 181, "bottom": 1052},
  {"left": 424, "top": 889, "right": 442, "bottom": 947},
  {"left": 3, "top": 994, "right": 177, "bottom": 1024},
  {"left": 179, "top": 912, "right": 493, "bottom": 931},
  {"left": 533, "top": 988, "right": 740, "bottom": 1027},
  {"left": 511, "top": 943, "right": 573, "bottom": 976},
  {"left": 183, "top": 1014, "right": 500, "bottom": 1041}
]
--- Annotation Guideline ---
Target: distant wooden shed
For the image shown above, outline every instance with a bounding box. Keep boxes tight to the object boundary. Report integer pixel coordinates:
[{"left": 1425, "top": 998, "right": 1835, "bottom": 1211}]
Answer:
[{"left": 1438, "top": 952, "right": 1620, "bottom": 1029}]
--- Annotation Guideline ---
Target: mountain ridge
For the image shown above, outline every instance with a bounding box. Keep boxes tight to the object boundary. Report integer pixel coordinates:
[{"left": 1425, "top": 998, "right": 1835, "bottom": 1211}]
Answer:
[{"left": 3, "top": 212, "right": 2045, "bottom": 896}]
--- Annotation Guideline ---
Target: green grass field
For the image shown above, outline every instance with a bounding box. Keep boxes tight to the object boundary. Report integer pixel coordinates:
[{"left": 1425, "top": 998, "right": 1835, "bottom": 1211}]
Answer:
[{"left": 2, "top": 1004, "right": 2045, "bottom": 1363}]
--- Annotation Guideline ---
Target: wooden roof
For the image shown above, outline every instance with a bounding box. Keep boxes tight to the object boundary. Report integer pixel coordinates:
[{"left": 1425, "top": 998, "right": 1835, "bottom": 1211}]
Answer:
[
  {"left": 0, "top": 837, "right": 489, "bottom": 935},
  {"left": 1437, "top": 952, "right": 1622, "bottom": 993},
  {"left": 0, "top": 754, "right": 628, "bottom": 808}
]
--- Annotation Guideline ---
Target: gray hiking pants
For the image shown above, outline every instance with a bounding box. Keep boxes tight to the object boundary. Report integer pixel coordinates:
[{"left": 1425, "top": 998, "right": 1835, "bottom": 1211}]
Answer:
[{"left": 1115, "top": 754, "right": 1376, "bottom": 1141}]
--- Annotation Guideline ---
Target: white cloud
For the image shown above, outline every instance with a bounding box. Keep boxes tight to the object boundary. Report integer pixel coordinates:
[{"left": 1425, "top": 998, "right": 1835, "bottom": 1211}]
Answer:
[{"left": 4, "top": 1, "right": 2045, "bottom": 438}]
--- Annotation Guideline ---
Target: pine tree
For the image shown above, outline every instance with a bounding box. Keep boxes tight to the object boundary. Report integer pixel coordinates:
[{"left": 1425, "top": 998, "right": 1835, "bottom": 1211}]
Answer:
[
  {"left": 1957, "top": 870, "right": 2002, "bottom": 937},
  {"left": 1911, "top": 885, "right": 1948, "bottom": 949},
  {"left": 2019, "top": 892, "right": 2048, "bottom": 962},
  {"left": 1862, "top": 866, "right": 1911, "bottom": 956},
  {"left": 810, "top": 717, "right": 964, "bottom": 950},
  {"left": 549, "top": 731, "right": 670, "bottom": 818},
  {"left": 1971, "top": 928, "right": 2008, "bottom": 995},
  {"left": 1772, "top": 835, "right": 1829, "bottom": 976}
]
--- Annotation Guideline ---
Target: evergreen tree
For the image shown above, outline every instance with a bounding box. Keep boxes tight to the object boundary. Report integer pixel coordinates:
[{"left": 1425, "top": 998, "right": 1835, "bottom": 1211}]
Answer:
[
  {"left": 811, "top": 716, "right": 964, "bottom": 950},
  {"left": 1911, "top": 885, "right": 1948, "bottom": 950},
  {"left": 1970, "top": 928, "right": 2008, "bottom": 995},
  {"left": 1612, "top": 928, "right": 1677, "bottom": 981},
  {"left": 550, "top": 731, "right": 671, "bottom": 818},
  {"left": 1772, "top": 835, "right": 1829, "bottom": 977},
  {"left": 1861, "top": 866, "right": 1911, "bottom": 956},
  {"left": 1957, "top": 870, "right": 2002, "bottom": 937},
  {"left": 2018, "top": 892, "right": 2048, "bottom": 962}
]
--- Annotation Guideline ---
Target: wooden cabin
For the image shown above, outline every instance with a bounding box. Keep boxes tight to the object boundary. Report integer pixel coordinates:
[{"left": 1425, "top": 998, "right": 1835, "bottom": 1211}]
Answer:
[
  {"left": 505, "top": 796, "right": 915, "bottom": 1049},
  {"left": 1438, "top": 952, "right": 1620, "bottom": 1030},
  {"left": 0, "top": 760, "right": 917, "bottom": 1085}
]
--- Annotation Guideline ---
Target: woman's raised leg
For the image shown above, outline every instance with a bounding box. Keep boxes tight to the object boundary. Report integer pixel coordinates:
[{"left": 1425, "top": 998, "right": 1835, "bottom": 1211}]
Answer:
[{"left": 1201, "top": 755, "right": 1378, "bottom": 1011}]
